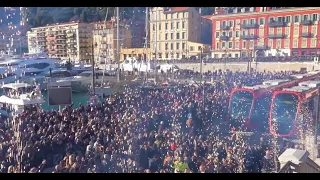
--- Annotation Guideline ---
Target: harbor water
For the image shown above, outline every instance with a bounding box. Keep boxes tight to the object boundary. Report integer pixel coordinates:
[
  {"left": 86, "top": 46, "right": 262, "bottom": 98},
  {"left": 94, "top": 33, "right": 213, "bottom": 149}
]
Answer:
[{"left": 41, "top": 91, "right": 90, "bottom": 110}]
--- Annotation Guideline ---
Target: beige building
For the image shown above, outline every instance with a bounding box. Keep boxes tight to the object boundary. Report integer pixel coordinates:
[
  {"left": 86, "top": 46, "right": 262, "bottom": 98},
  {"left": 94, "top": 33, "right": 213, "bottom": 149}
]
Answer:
[
  {"left": 120, "top": 47, "right": 152, "bottom": 61},
  {"left": 149, "top": 7, "right": 212, "bottom": 60},
  {"left": 92, "top": 18, "right": 132, "bottom": 64},
  {"left": 27, "top": 22, "right": 93, "bottom": 61}
]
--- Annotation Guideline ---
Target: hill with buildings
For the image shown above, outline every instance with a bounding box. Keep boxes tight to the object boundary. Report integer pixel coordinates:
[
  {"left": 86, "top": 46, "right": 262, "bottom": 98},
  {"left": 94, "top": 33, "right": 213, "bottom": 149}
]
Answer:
[{"left": 22, "top": 7, "right": 215, "bottom": 28}]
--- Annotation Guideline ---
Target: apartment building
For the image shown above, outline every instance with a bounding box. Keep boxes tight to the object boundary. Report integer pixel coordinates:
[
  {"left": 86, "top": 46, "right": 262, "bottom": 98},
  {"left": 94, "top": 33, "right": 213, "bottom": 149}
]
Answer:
[
  {"left": 209, "top": 7, "right": 320, "bottom": 58},
  {"left": 27, "top": 22, "right": 93, "bottom": 61},
  {"left": 149, "top": 7, "right": 212, "bottom": 61},
  {"left": 92, "top": 18, "right": 131, "bottom": 64},
  {"left": 120, "top": 47, "right": 152, "bottom": 61}
]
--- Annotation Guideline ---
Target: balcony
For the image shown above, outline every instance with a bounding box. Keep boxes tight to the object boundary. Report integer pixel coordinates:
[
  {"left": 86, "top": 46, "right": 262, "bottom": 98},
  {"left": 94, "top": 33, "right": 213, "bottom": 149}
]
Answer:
[
  {"left": 268, "top": 21, "right": 287, "bottom": 27},
  {"left": 255, "top": 45, "right": 270, "bottom": 50},
  {"left": 220, "top": 35, "right": 230, "bottom": 41},
  {"left": 241, "top": 35, "right": 258, "bottom": 40},
  {"left": 301, "top": 20, "right": 314, "bottom": 25},
  {"left": 301, "top": 32, "right": 314, "bottom": 38},
  {"left": 241, "top": 23, "right": 259, "bottom": 29},
  {"left": 221, "top": 25, "right": 230, "bottom": 30},
  {"left": 268, "top": 34, "right": 287, "bottom": 39}
]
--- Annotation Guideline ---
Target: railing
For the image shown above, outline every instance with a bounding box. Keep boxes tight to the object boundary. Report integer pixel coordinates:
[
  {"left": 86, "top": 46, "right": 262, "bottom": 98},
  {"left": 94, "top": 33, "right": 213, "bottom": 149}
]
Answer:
[
  {"left": 255, "top": 45, "right": 270, "bottom": 50},
  {"left": 220, "top": 35, "right": 230, "bottom": 41},
  {"left": 301, "top": 32, "right": 314, "bottom": 38},
  {"left": 241, "top": 35, "right": 258, "bottom": 40},
  {"left": 221, "top": 25, "right": 230, "bottom": 30},
  {"left": 268, "top": 34, "right": 287, "bottom": 39},
  {"left": 269, "top": 21, "right": 288, "bottom": 27},
  {"left": 241, "top": 23, "right": 259, "bottom": 29},
  {"left": 301, "top": 20, "right": 314, "bottom": 25}
]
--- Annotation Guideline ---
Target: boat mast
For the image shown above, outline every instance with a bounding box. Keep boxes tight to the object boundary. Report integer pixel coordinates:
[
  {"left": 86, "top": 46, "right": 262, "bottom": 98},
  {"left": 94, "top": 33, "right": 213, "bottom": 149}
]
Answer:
[
  {"left": 101, "top": 7, "right": 109, "bottom": 87},
  {"left": 116, "top": 7, "right": 120, "bottom": 82},
  {"left": 144, "top": 7, "right": 149, "bottom": 83},
  {"left": 154, "top": 8, "right": 158, "bottom": 84}
]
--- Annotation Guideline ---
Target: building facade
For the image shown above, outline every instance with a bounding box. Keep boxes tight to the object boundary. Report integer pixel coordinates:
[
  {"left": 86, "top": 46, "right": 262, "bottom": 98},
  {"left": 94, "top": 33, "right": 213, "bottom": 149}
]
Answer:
[
  {"left": 149, "top": 7, "right": 212, "bottom": 60},
  {"left": 209, "top": 7, "right": 320, "bottom": 58},
  {"left": 120, "top": 47, "right": 152, "bottom": 61},
  {"left": 27, "top": 22, "right": 93, "bottom": 61},
  {"left": 92, "top": 19, "right": 132, "bottom": 64}
]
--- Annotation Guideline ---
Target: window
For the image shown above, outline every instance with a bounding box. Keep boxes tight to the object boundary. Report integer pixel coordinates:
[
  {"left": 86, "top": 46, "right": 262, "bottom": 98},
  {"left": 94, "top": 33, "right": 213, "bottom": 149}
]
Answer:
[
  {"left": 176, "top": 53, "right": 180, "bottom": 59},
  {"left": 284, "top": 39, "right": 290, "bottom": 48},
  {"left": 242, "top": 19, "right": 247, "bottom": 25},
  {"left": 165, "top": 23, "right": 168, "bottom": 30},
  {"left": 171, "top": 33, "right": 173, "bottom": 39},
  {"left": 268, "top": 39, "right": 273, "bottom": 48},
  {"left": 159, "top": 34, "right": 161, "bottom": 41},
  {"left": 182, "top": 43, "right": 185, "bottom": 50},
  {"left": 259, "top": 18, "right": 265, "bottom": 25},
  {"left": 302, "top": 39, "right": 307, "bottom": 48},
  {"left": 183, "top": 12, "right": 186, "bottom": 18},
  {"left": 269, "top": 27, "right": 274, "bottom": 34},
  {"left": 285, "top": 16, "right": 291, "bottom": 23},
  {"left": 216, "top": 21, "right": 220, "bottom": 28},
  {"left": 302, "top": 26, "right": 308, "bottom": 33},
  {"left": 171, "top": 22, "right": 174, "bottom": 29},
  {"left": 293, "top": 39, "right": 298, "bottom": 48},
  {"left": 176, "top": 43, "right": 180, "bottom": 50},
  {"left": 198, "top": 46, "right": 202, "bottom": 51},
  {"left": 242, "top": 41, "right": 246, "bottom": 49},
  {"left": 159, "top": 24, "right": 161, "bottom": 31},
  {"left": 277, "top": 28, "right": 282, "bottom": 35},
  {"left": 176, "top": 33, "right": 180, "bottom": 39},
  {"left": 229, "top": 20, "right": 234, "bottom": 26},
  {"left": 250, "top": 19, "right": 255, "bottom": 24},
  {"left": 285, "top": 27, "right": 290, "bottom": 36},
  {"left": 171, "top": 43, "right": 174, "bottom": 50},
  {"left": 216, "top": 32, "right": 220, "bottom": 38},
  {"left": 176, "top": 22, "right": 180, "bottom": 29},
  {"left": 182, "top": 32, "right": 186, "bottom": 39},
  {"left": 158, "top": 43, "right": 161, "bottom": 51},
  {"left": 313, "top": 14, "right": 318, "bottom": 21},
  {"left": 294, "top": 15, "right": 300, "bottom": 23},
  {"left": 165, "top": 33, "right": 168, "bottom": 40},
  {"left": 278, "top": 16, "right": 284, "bottom": 22},
  {"left": 236, "top": 19, "right": 240, "bottom": 26},
  {"left": 303, "top": 14, "right": 309, "bottom": 21},
  {"left": 312, "top": 26, "right": 317, "bottom": 34},
  {"left": 216, "top": 42, "right": 219, "bottom": 49},
  {"left": 153, "top": 24, "right": 155, "bottom": 31},
  {"left": 165, "top": 43, "right": 168, "bottom": 50},
  {"left": 229, "top": 31, "right": 233, "bottom": 37},
  {"left": 177, "top": 13, "right": 180, "bottom": 19},
  {"left": 222, "top": 42, "right": 226, "bottom": 48},
  {"left": 235, "top": 41, "right": 239, "bottom": 49},
  {"left": 190, "top": 46, "right": 194, "bottom": 51},
  {"left": 276, "top": 40, "right": 281, "bottom": 48},
  {"left": 269, "top": 17, "right": 275, "bottom": 22},
  {"left": 294, "top": 26, "right": 299, "bottom": 35},
  {"left": 249, "top": 41, "right": 254, "bottom": 48},
  {"left": 258, "top": 39, "right": 264, "bottom": 46},
  {"left": 182, "top": 22, "right": 185, "bottom": 29},
  {"left": 165, "top": 53, "right": 169, "bottom": 58},
  {"left": 228, "top": 42, "right": 233, "bottom": 49},
  {"left": 311, "top": 39, "right": 317, "bottom": 47},
  {"left": 165, "top": 14, "right": 168, "bottom": 19},
  {"left": 259, "top": 28, "right": 264, "bottom": 36}
]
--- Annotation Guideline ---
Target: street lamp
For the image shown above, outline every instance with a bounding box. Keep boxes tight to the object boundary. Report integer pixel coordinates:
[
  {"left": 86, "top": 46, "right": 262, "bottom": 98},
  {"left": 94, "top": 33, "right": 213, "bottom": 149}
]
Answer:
[
  {"left": 87, "top": 41, "right": 98, "bottom": 95},
  {"left": 200, "top": 46, "right": 203, "bottom": 84},
  {"left": 223, "top": 47, "right": 228, "bottom": 71}
]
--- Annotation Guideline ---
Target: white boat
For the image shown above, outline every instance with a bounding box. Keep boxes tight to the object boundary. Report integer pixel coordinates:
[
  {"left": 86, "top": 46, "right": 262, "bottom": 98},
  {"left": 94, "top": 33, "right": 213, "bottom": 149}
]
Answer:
[
  {"left": 56, "top": 70, "right": 116, "bottom": 93},
  {"left": 0, "top": 83, "right": 45, "bottom": 115}
]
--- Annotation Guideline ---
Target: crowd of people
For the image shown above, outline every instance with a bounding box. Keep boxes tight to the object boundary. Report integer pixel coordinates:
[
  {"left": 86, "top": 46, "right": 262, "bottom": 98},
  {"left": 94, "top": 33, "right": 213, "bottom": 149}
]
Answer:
[{"left": 0, "top": 69, "right": 306, "bottom": 173}]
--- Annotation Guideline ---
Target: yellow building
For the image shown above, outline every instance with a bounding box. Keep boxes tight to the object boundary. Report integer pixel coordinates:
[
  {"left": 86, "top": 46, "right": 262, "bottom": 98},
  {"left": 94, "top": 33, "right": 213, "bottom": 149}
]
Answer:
[
  {"left": 27, "top": 22, "right": 93, "bottom": 61},
  {"left": 92, "top": 18, "right": 132, "bottom": 64},
  {"left": 149, "top": 7, "right": 212, "bottom": 61},
  {"left": 120, "top": 47, "right": 152, "bottom": 61}
]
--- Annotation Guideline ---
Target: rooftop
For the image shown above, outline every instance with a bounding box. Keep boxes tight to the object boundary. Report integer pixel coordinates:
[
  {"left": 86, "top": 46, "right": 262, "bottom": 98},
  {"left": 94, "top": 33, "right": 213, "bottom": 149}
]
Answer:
[{"left": 164, "top": 7, "right": 189, "bottom": 13}]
